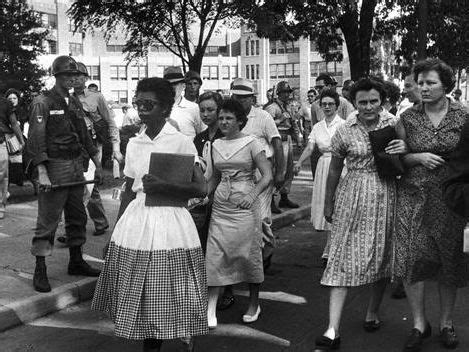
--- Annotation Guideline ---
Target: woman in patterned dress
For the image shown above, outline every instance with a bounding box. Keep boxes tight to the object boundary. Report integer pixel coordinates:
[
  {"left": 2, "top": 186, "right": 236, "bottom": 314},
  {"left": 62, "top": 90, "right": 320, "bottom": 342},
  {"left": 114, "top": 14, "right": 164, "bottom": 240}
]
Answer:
[
  {"left": 314, "top": 78, "right": 407, "bottom": 350},
  {"left": 91, "top": 78, "right": 208, "bottom": 352},
  {"left": 205, "top": 99, "right": 272, "bottom": 328},
  {"left": 394, "top": 58, "right": 468, "bottom": 352}
]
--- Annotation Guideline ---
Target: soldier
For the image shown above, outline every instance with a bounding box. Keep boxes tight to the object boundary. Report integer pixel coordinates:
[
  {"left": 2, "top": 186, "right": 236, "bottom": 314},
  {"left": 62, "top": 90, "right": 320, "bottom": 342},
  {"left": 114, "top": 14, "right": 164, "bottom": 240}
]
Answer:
[
  {"left": 27, "top": 55, "right": 103, "bottom": 292},
  {"left": 265, "top": 81, "right": 301, "bottom": 209}
]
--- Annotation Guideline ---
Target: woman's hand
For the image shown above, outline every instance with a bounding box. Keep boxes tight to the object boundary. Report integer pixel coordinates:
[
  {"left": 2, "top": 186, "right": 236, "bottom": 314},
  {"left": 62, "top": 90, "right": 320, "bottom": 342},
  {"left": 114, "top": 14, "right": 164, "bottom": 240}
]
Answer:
[
  {"left": 417, "top": 152, "right": 446, "bottom": 170},
  {"left": 142, "top": 174, "right": 166, "bottom": 193},
  {"left": 385, "top": 139, "right": 407, "bottom": 154},
  {"left": 324, "top": 199, "right": 334, "bottom": 223},
  {"left": 237, "top": 193, "right": 256, "bottom": 209},
  {"left": 293, "top": 161, "right": 302, "bottom": 175}
]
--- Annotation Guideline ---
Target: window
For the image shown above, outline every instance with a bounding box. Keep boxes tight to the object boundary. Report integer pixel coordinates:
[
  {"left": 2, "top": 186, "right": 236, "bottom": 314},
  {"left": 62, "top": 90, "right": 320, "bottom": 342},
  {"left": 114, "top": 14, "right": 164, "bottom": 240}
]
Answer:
[
  {"left": 230, "top": 66, "right": 238, "bottom": 79},
  {"left": 44, "top": 40, "right": 57, "bottom": 54},
  {"left": 38, "top": 12, "right": 57, "bottom": 29},
  {"left": 202, "top": 66, "right": 219, "bottom": 80},
  {"left": 69, "top": 42, "right": 83, "bottom": 56},
  {"left": 256, "top": 64, "right": 260, "bottom": 79},
  {"left": 256, "top": 40, "right": 260, "bottom": 55},
  {"left": 246, "top": 65, "right": 250, "bottom": 79},
  {"left": 245, "top": 40, "right": 250, "bottom": 56},
  {"left": 210, "top": 66, "right": 219, "bottom": 80},
  {"left": 269, "top": 64, "right": 277, "bottom": 79},
  {"left": 68, "top": 17, "right": 77, "bottom": 32},
  {"left": 111, "top": 90, "right": 128, "bottom": 104},
  {"left": 106, "top": 44, "right": 125, "bottom": 52},
  {"left": 285, "top": 63, "right": 294, "bottom": 77},
  {"left": 86, "top": 65, "right": 100, "bottom": 80},
  {"left": 293, "top": 63, "right": 300, "bottom": 77},
  {"left": 250, "top": 65, "right": 255, "bottom": 80},
  {"left": 131, "top": 65, "right": 147, "bottom": 80},
  {"left": 110, "top": 65, "right": 127, "bottom": 80},
  {"left": 269, "top": 40, "right": 276, "bottom": 54},
  {"left": 277, "top": 42, "right": 285, "bottom": 54},
  {"left": 310, "top": 40, "right": 318, "bottom": 52},
  {"left": 206, "top": 46, "right": 220, "bottom": 57},
  {"left": 277, "top": 64, "right": 285, "bottom": 78},
  {"left": 250, "top": 41, "right": 255, "bottom": 57},
  {"left": 150, "top": 45, "right": 169, "bottom": 52},
  {"left": 222, "top": 66, "right": 230, "bottom": 80}
]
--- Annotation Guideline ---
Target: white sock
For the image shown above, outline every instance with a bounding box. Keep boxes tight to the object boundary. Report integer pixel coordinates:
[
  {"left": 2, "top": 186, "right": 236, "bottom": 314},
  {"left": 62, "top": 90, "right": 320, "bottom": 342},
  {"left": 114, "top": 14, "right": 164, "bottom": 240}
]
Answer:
[{"left": 324, "top": 327, "right": 338, "bottom": 339}]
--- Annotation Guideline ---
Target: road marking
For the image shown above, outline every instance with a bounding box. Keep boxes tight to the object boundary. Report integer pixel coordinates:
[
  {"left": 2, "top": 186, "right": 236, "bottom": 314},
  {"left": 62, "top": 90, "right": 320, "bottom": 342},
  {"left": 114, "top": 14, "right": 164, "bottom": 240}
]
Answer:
[{"left": 234, "top": 290, "right": 308, "bottom": 305}]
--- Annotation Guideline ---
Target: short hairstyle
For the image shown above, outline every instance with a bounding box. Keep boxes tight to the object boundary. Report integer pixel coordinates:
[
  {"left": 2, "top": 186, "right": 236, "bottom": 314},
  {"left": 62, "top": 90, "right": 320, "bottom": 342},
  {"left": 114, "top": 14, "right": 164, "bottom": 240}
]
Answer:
[
  {"left": 350, "top": 78, "right": 387, "bottom": 105},
  {"left": 219, "top": 98, "right": 248, "bottom": 129},
  {"left": 267, "top": 88, "right": 274, "bottom": 93},
  {"left": 413, "top": 58, "right": 456, "bottom": 94},
  {"left": 136, "top": 77, "right": 175, "bottom": 118},
  {"left": 87, "top": 83, "right": 98, "bottom": 89},
  {"left": 316, "top": 73, "right": 335, "bottom": 86},
  {"left": 319, "top": 88, "right": 340, "bottom": 107},
  {"left": 342, "top": 79, "right": 354, "bottom": 90},
  {"left": 198, "top": 91, "right": 224, "bottom": 112},
  {"left": 5, "top": 88, "right": 21, "bottom": 99},
  {"left": 307, "top": 88, "right": 318, "bottom": 96},
  {"left": 383, "top": 81, "right": 401, "bottom": 105}
]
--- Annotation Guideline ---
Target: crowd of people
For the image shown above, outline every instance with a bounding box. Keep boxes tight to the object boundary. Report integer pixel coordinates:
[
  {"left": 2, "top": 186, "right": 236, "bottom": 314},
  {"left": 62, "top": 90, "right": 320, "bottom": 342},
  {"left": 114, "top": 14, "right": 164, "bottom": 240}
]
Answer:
[{"left": 0, "top": 54, "right": 468, "bottom": 352}]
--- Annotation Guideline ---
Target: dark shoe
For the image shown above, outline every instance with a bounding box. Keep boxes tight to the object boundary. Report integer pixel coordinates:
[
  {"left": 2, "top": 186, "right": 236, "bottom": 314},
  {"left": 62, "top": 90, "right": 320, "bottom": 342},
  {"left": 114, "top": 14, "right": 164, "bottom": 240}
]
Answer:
[
  {"left": 403, "top": 323, "right": 431, "bottom": 352},
  {"left": 93, "top": 226, "right": 109, "bottom": 236},
  {"left": 33, "top": 262, "right": 51, "bottom": 293},
  {"left": 440, "top": 327, "right": 459, "bottom": 349},
  {"left": 68, "top": 260, "right": 101, "bottom": 277},
  {"left": 181, "top": 337, "right": 194, "bottom": 352},
  {"left": 363, "top": 320, "right": 382, "bottom": 332},
  {"left": 143, "top": 338, "right": 162, "bottom": 352},
  {"left": 314, "top": 335, "right": 341, "bottom": 351},
  {"left": 278, "top": 197, "right": 299, "bottom": 208},
  {"left": 217, "top": 294, "right": 235, "bottom": 311},
  {"left": 271, "top": 201, "right": 282, "bottom": 214},
  {"left": 391, "top": 282, "right": 407, "bottom": 299}
]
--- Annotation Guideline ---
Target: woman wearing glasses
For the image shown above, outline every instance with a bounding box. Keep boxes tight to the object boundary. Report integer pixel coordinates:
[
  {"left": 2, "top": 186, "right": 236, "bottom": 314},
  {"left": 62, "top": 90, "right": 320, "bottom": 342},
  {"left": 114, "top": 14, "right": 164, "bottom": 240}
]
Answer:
[
  {"left": 294, "top": 89, "right": 345, "bottom": 233},
  {"left": 92, "top": 78, "right": 208, "bottom": 352}
]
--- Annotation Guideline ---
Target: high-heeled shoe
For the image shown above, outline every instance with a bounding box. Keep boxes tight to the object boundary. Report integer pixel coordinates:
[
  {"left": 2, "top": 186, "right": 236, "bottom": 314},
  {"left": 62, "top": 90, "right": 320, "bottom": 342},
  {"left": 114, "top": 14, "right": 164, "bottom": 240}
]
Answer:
[
  {"left": 242, "top": 306, "right": 261, "bottom": 323},
  {"left": 208, "top": 316, "right": 217, "bottom": 329}
]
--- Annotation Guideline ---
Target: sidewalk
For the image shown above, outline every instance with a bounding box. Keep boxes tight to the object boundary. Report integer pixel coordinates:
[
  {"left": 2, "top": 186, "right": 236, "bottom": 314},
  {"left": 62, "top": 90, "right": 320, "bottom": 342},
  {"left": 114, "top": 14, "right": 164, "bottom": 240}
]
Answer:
[{"left": 0, "top": 175, "right": 313, "bottom": 334}]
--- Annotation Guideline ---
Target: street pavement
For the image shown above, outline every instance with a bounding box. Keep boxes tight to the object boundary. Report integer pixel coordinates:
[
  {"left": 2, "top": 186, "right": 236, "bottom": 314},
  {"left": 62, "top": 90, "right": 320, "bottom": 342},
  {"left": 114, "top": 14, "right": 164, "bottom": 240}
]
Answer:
[{"left": 1, "top": 172, "right": 469, "bottom": 351}]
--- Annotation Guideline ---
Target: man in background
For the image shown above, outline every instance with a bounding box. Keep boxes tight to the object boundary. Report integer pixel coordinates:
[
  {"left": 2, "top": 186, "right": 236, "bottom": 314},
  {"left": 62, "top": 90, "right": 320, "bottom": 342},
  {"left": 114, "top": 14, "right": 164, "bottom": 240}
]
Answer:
[{"left": 184, "top": 70, "right": 202, "bottom": 103}]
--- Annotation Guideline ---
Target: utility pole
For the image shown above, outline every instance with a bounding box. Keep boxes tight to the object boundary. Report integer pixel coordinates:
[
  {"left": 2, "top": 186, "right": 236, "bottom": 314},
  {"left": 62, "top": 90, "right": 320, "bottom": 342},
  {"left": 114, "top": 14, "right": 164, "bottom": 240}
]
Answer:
[{"left": 417, "top": 0, "right": 428, "bottom": 60}]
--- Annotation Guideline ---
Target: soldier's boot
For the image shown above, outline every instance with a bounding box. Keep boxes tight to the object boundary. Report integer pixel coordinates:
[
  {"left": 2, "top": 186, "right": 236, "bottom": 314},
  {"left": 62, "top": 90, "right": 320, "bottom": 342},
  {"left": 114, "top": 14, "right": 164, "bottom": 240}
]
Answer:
[
  {"left": 33, "top": 256, "right": 51, "bottom": 293},
  {"left": 68, "top": 246, "right": 101, "bottom": 277}
]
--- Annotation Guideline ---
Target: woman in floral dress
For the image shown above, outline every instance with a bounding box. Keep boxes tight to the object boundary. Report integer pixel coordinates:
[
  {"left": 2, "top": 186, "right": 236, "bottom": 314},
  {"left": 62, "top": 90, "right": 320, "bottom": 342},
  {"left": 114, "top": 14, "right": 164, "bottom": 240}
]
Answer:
[
  {"left": 314, "top": 78, "right": 407, "bottom": 351},
  {"left": 394, "top": 58, "right": 468, "bottom": 352}
]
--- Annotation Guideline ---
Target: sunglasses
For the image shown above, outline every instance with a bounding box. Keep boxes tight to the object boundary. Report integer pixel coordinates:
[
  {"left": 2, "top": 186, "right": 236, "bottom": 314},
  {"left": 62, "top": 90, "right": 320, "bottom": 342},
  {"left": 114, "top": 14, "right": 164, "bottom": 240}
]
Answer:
[
  {"left": 134, "top": 98, "right": 160, "bottom": 111},
  {"left": 320, "top": 102, "right": 336, "bottom": 107}
]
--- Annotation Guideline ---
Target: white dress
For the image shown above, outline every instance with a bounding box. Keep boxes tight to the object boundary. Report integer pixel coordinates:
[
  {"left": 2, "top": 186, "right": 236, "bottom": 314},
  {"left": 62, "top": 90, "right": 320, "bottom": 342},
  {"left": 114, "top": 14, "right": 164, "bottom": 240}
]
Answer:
[
  {"left": 309, "top": 115, "right": 345, "bottom": 231},
  {"left": 91, "top": 124, "right": 208, "bottom": 340}
]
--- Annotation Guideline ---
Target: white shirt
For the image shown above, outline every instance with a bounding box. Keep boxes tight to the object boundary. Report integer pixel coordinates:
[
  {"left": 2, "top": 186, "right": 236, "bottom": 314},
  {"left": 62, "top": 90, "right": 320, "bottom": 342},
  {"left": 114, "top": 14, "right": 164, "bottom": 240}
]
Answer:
[
  {"left": 169, "top": 96, "right": 206, "bottom": 139},
  {"left": 242, "top": 106, "right": 281, "bottom": 158},
  {"left": 308, "top": 114, "right": 345, "bottom": 155},
  {"left": 124, "top": 123, "right": 197, "bottom": 193}
]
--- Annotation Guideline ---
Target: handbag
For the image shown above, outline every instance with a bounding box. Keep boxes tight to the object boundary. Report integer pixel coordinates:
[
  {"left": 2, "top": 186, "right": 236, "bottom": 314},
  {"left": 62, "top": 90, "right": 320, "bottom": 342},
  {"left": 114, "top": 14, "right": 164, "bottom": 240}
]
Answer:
[
  {"left": 368, "top": 126, "right": 404, "bottom": 178},
  {"left": 5, "top": 133, "right": 21, "bottom": 155}
]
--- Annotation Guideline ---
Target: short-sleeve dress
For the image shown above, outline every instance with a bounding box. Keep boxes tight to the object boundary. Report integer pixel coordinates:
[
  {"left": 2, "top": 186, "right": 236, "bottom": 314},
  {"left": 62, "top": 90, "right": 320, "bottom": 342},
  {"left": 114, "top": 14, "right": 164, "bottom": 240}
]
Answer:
[
  {"left": 91, "top": 123, "right": 208, "bottom": 340},
  {"left": 206, "top": 135, "right": 265, "bottom": 286},
  {"left": 394, "top": 102, "right": 468, "bottom": 287},
  {"left": 321, "top": 111, "right": 397, "bottom": 287}
]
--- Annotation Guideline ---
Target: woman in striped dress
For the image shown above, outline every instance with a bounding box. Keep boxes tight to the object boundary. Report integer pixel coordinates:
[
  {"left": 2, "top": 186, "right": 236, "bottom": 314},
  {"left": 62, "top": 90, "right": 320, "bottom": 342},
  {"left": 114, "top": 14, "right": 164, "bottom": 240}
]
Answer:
[
  {"left": 91, "top": 78, "right": 208, "bottom": 352},
  {"left": 314, "top": 78, "right": 407, "bottom": 350}
]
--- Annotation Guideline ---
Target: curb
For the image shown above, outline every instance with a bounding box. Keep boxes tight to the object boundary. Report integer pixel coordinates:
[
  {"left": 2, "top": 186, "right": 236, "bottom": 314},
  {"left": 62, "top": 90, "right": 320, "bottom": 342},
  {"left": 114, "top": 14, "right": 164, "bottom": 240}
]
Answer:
[{"left": 0, "top": 205, "right": 311, "bottom": 333}]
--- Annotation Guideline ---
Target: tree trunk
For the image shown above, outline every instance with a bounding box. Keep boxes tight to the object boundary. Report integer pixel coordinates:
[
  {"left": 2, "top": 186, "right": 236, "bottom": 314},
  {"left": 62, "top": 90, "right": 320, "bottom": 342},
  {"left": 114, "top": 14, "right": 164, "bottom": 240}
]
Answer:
[
  {"left": 417, "top": 0, "right": 428, "bottom": 60},
  {"left": 187, "top": 49, "right": 204, "bottom": 73}
]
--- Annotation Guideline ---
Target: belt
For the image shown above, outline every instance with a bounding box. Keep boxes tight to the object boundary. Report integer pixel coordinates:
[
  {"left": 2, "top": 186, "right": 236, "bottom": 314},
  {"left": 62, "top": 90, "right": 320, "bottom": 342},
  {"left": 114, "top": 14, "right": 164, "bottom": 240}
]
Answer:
[{"left": 220, "top": 174, "right": 253, "bottom": 200}]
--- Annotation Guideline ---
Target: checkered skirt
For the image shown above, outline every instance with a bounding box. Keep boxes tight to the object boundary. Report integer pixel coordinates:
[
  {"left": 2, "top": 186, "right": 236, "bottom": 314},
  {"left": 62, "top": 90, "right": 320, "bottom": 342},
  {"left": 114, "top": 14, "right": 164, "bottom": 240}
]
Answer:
[{"left": 91, "top": 196, "right": 208, "bottom": 340}]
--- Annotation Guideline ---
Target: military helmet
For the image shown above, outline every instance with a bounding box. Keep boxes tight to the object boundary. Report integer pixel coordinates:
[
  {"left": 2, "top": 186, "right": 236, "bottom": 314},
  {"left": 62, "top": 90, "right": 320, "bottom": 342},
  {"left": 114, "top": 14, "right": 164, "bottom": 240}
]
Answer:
[
  {"left": 76, "top": 62, "right": 89, "bottom": 76},
  {"left": 50, "top": 55, "right": 80, "bottom": 76}
]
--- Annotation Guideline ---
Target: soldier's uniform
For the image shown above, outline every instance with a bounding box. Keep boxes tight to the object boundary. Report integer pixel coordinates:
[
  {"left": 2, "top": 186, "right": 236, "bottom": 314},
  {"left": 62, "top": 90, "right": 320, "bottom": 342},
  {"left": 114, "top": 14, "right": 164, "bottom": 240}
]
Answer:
[{"left": 28, "top": 86, "right": 98, "bottom": 256}]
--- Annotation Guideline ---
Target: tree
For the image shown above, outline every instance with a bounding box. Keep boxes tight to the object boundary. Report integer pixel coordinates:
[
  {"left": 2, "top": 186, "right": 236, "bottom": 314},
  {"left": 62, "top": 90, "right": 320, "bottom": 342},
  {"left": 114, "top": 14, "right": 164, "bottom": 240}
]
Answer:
[
  {"left": 69, "top": 0, "right": 245, "bottom": 73},
  {"left": 0, "top": 0, "right": 48, "bottom": 101},
  {"left": 239, "top": 0, "right": 398, "bottom": 80}
]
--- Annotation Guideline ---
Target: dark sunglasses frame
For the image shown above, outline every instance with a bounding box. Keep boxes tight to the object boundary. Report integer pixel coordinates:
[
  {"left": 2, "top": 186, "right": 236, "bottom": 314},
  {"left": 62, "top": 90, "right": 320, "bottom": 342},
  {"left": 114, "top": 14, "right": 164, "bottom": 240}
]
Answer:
[{"left": 134, "top": 98, "right": 160, "bottom": 111}]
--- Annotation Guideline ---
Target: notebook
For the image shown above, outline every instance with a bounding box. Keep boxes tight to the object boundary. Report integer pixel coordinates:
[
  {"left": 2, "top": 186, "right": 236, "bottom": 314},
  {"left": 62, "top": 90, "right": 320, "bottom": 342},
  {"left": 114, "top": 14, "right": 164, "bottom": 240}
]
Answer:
[{"left": 145, "top": 152, "right": 195, "bottom": 207}]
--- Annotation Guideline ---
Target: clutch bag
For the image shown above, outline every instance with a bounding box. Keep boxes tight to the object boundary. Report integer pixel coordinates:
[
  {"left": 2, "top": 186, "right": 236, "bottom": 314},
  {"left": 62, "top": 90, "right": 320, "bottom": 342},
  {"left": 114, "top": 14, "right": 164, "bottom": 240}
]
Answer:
[
  {"left": 5, "top": 134, "right": 21, "bottom": 155},
  {"left": 368, "top": 126, "right": 404, "bottom": 178}
]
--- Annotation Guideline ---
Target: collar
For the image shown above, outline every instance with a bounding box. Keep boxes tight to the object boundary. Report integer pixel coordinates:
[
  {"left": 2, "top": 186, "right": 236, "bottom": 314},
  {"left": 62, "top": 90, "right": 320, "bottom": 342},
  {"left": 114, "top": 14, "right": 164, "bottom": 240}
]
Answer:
[
  {"left": 136, "top": 122, "right": 179, "bottom": 141},
  {"left": 414, "top": 98, "right": 463, "bottom": 114},
  {"left": 325, "top": 114, "right": 343, "bottom": 127},
  {"left": 175, "top": 96, "right": 196, "bottom": 109},
  {"left": 247, "top": 106, "right": 257, "bottom": 118}
]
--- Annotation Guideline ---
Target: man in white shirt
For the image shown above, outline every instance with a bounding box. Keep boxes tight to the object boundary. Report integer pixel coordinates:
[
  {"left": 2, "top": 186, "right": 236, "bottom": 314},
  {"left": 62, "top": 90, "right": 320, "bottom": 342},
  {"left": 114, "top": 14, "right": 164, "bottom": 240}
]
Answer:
[
  {"left": 231, "top": 78, "right": 284, "bottom": 269},
  {"left": 163, "top": 66, "right": 206, "bottom": 139}
]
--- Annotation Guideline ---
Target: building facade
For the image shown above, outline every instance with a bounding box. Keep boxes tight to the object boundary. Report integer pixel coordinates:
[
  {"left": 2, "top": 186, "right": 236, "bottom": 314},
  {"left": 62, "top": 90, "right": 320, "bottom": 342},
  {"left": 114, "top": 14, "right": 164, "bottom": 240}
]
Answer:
[
  {"left": 30, "top": 0, "right": 241, "bottom": 105},
  {"left": 240, "top": 27, "right": 351, "bottom": 104}
]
